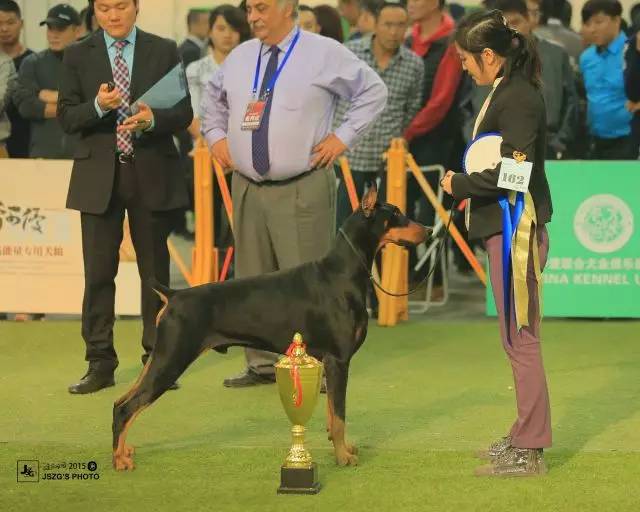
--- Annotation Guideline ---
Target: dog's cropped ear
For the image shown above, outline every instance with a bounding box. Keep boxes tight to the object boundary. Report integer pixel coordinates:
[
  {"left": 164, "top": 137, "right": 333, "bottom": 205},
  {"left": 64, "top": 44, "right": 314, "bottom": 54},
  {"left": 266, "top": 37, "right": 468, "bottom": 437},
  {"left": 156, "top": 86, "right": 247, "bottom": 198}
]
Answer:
[{"left": 361, "top": 182, "right": 378, "bottom": 217}]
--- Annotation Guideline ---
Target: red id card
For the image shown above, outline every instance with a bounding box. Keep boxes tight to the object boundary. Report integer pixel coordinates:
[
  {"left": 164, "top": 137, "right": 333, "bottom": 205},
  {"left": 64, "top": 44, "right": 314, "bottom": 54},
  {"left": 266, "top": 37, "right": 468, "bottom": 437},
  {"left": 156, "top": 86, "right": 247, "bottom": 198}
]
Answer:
[{"left": 241, "top": 100, "right": 266, "bottom": 131}]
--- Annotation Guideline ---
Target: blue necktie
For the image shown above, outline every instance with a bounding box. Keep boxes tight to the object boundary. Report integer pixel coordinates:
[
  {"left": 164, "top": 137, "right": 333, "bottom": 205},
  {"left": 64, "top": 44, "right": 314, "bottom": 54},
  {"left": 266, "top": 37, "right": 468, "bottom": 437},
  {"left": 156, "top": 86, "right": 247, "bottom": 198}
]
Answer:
[{"left": 252, "top": 46, "right": 279, "bottom": 175}]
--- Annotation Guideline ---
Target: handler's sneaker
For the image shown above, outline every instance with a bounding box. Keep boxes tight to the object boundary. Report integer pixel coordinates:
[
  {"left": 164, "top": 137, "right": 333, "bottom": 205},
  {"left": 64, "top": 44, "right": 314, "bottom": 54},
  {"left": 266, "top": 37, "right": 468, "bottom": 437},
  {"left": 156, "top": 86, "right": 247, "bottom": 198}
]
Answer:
[
  {"left": 475, "top": 435, "right": 512, "bottom": 460},
  {"left": 475, "top": 447, "right": 547, "bottom": 477}
]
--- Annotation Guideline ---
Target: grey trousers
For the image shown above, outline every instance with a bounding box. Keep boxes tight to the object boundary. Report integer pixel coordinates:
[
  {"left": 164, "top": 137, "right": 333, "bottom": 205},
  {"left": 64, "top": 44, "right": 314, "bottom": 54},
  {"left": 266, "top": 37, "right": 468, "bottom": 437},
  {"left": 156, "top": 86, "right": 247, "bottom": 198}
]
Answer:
[
  {"left": 485, "top": 224, "right": 552, "bottom": 449},
  {"left": 231, "top": 168, "right": 336, "bottom": 375}
]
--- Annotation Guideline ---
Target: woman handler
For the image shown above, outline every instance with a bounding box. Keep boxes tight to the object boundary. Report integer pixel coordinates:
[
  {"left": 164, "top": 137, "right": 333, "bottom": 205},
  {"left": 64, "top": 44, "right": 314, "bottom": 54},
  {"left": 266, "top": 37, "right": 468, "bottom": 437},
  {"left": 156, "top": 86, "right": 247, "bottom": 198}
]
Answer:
[{"left": 441, "top": 9, "right": 553, "bottom": 477}]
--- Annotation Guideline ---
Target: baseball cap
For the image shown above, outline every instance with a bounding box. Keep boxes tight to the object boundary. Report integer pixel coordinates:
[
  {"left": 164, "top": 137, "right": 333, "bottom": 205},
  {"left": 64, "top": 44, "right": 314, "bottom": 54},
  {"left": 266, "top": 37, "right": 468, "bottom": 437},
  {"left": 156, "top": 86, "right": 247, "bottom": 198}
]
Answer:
[{"left": 39, "top": 4, "right": 81, "bottom": 28}]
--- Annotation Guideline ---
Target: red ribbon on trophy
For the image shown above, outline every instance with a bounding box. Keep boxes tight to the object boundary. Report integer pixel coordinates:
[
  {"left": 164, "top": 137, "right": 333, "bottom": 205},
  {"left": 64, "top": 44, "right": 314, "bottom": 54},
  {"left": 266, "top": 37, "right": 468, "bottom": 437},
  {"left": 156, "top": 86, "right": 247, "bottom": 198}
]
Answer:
[{"left": 285, "top": 340, "right": 305, "bottom": 408}]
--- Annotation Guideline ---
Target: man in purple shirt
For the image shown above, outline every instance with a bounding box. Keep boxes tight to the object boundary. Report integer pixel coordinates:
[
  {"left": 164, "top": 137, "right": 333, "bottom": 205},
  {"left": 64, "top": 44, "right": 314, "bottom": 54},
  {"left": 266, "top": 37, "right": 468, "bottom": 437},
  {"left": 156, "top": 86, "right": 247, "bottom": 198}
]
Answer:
[{"left": 201, "top": 0, "right": 387, "bottom": 387}]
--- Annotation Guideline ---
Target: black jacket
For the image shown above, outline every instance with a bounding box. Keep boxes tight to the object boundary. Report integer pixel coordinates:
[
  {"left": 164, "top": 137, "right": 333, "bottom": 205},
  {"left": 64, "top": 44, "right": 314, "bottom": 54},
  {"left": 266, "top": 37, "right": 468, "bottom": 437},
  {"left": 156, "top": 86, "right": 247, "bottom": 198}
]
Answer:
[
  {"left": 13, "top": 49, "right": 78, "bottom": 158},
  {"left": 451, "top": 73, "right": 553, "bottom": 240},
  {"left": 58, "top": 29, "right": 192, "bottom": 214},
  {"left": 178, "top": 38, "right": 203, "bottom": 68},
  {"left": 624, "top": 33, "right": 640, "bottom": 142}
]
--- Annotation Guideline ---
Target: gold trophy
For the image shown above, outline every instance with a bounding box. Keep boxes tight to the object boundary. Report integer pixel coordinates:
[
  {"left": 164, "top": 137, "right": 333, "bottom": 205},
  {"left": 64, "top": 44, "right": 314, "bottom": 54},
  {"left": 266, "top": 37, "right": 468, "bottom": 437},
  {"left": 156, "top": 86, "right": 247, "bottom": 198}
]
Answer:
[{"left": 275, "top": 333, "right": 323, "bottom": 495}]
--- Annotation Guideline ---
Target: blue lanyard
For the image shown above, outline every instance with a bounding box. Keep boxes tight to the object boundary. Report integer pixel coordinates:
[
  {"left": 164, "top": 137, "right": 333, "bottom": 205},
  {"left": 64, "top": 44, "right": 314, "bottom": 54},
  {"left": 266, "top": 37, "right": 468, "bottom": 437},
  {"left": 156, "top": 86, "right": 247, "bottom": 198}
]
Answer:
[{"left": 252, "top": 29, "right": 301, "bottom": 98}]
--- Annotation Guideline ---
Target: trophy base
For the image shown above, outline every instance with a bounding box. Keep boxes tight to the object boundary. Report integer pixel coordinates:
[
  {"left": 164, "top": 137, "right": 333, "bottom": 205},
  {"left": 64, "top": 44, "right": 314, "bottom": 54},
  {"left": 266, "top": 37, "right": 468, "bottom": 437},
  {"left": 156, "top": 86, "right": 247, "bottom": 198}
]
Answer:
[{"left": 277, "top": 463, "right": 320, "bottom": 495}]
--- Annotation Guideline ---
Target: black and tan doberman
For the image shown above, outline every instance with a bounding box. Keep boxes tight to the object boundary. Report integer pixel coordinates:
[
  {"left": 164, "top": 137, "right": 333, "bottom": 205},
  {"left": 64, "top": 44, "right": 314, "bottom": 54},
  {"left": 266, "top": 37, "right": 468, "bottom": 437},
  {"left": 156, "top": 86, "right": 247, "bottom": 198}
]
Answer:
[{"left": 112, "top": 185, "right": 431, "bottom": 470}]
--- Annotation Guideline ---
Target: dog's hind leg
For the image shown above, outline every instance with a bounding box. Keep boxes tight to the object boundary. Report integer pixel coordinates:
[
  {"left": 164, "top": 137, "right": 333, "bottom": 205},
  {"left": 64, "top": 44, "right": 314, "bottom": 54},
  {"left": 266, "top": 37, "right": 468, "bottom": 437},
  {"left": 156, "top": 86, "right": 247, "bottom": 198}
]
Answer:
[
  {"left": 324, "top": 354, "right": 358, "bottom": 466},
  {"left": 326, "top": 396, "right": 335, "bottom": 441},
  {"left": 112, "top": 342, "right": 202, "bottom": 471}
]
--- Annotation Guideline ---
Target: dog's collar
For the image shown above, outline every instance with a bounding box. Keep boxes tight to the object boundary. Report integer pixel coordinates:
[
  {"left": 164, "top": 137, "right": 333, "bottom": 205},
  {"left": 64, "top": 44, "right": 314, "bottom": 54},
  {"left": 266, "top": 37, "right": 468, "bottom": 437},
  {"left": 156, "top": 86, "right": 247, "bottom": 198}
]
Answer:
[
  {"left": 338, "top": 227, "right": 371, "bottom": 271},
  {"left": 338, "top": 227, "right": 431, "bottom": 298},
  {"left": 338, "top": 198, "right": 457, "bottom": 298}
]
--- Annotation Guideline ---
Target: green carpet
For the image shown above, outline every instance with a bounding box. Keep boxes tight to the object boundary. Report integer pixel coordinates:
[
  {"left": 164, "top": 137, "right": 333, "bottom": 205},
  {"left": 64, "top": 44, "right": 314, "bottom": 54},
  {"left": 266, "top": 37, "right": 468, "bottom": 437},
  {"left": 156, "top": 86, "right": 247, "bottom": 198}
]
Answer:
[{"left": 1, "top": 319, "right": 639, "bottom": 511}]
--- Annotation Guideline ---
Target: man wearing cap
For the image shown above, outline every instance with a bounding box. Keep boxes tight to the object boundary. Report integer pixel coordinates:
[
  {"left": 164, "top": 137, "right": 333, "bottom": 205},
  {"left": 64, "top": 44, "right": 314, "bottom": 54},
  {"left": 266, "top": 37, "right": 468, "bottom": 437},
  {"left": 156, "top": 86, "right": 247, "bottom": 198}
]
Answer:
[
  {"left": 58, "top": 0, "right": 192, "bottom": 394},
  {"left": 12, "top": 4, "right": 81, "bottom": 158}
]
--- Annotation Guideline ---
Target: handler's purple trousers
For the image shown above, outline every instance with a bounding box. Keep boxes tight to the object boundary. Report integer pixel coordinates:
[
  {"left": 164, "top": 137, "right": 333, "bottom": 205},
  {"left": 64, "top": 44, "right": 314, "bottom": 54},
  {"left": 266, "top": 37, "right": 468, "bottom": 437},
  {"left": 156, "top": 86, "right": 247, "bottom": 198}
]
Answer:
[{"left": 485, "top": 224, "right": 552, "bottom": 449}]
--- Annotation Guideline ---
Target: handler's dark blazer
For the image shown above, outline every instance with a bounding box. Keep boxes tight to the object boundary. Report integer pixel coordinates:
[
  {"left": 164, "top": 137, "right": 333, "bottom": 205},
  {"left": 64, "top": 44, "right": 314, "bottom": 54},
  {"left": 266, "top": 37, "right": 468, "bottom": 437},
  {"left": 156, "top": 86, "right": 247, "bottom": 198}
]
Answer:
[
  {"left": 58, "top": 28, "right": 192, "bottom": 215},
  {"left": 451, "top": 72, "right": 553, "bottom": 240}
]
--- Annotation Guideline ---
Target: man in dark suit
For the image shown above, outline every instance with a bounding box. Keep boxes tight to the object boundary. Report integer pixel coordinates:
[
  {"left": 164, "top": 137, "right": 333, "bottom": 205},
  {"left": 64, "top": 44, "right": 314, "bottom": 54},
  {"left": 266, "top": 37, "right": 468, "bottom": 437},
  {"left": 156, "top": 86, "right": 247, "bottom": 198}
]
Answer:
[
  {"left": 58, "top": 0, "right": 192, "bottom": 394},
  {"left": 178, "top": 9, "right": 208, "bottom": 67}
]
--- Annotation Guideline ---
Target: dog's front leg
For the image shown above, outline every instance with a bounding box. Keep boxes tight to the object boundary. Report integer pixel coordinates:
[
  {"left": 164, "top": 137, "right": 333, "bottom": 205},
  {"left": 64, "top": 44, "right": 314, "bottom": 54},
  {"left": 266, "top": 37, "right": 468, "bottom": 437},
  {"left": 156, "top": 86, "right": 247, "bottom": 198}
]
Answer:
[{"left": 324, "top": 354, "right": 358, "bottom": 466}]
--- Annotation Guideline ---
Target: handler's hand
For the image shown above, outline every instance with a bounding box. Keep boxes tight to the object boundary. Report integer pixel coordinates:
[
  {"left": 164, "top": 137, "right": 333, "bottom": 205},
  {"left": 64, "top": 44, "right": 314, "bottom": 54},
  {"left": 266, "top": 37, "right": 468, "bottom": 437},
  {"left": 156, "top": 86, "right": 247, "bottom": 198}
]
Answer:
[
  {"left": 97, "top": 83, "right": 122, "bottom": 112},
  {"left": 440, "top": 170, "right": 455, "bottom": 196},
  {"left": 211, "top": 138, "right": 235, "bottom": 170},
  {"left": 311, "top": 133, "right": 347, "bottom": 169},
  {"left": 626, "top": 100, "right": 640, "bottom": 113},
  {"left": 38, "top": 89, "right": 58, "bottom": 104},
  {"left": 117, "top": 101, "right": 154, "bottom": 133}
]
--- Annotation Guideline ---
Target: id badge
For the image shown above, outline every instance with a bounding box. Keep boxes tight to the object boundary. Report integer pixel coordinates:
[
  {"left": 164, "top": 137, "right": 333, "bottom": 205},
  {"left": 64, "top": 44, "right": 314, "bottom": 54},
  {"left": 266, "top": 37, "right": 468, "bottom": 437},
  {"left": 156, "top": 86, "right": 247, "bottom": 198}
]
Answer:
[
  {"left": 498, "top": 156, "right": 532, "bottom": 193},
  {"left": 241, "top": 100, "right": 266, "bottom": 131}
]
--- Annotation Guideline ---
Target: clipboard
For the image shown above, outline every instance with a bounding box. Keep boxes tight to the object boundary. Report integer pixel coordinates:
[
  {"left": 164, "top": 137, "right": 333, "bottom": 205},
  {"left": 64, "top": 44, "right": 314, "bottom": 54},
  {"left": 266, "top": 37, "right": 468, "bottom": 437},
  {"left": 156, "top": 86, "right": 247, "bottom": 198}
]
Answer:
[{"left": 130, "top": 63, "right": 188, "bottom": 114}]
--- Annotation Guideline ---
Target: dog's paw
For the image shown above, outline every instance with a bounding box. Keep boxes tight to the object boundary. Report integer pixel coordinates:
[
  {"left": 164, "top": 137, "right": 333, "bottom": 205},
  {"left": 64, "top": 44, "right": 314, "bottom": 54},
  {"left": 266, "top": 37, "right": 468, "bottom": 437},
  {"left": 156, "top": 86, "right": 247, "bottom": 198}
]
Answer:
[
  {"left": 335, "top": 449, "right": 359, "bottom": 467},
  {"left": 113, "top": 446, "right": 136, "bottom": 471},
  {"left": 345, "top": 443, "right": 358, "bottom": 455}
]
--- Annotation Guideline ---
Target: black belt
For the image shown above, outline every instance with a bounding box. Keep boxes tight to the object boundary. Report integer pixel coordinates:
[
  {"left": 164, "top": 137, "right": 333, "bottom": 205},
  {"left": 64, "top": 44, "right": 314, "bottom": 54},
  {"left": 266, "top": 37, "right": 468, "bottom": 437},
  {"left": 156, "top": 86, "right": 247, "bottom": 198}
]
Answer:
[
  {"left": 245, "top": 168, "right": 315, "bottom": 186},
  {"left": 117, "top": 153, "right": 135, "bottom": 164}
]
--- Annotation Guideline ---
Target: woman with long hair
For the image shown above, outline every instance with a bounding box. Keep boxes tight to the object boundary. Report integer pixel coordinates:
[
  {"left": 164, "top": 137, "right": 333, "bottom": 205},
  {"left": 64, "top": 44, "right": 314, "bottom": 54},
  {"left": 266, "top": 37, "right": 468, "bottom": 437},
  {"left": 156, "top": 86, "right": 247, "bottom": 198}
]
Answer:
[
  {"left": 186, "top": 5, "right": 250, "bottom": 250},
  {"left": 440, "top": 9, "right": 553, "bottom": 477},
  {"left": 314, "top": 4, "right": 345, "bottom": 42},
  {"left": 186, "top": 4, "right": 250, "bottom": 136}
]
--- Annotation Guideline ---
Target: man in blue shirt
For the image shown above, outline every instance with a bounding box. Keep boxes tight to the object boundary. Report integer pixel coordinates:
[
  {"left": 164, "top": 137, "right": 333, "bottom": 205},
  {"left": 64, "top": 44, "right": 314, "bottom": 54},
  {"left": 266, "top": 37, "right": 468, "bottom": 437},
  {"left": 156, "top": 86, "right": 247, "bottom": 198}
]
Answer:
[
  {"left": 579, "top": 0, "right": 636, "bottom": 159},
  {"left": 202, "top": 0, "right": 387, "bottom": 388}
]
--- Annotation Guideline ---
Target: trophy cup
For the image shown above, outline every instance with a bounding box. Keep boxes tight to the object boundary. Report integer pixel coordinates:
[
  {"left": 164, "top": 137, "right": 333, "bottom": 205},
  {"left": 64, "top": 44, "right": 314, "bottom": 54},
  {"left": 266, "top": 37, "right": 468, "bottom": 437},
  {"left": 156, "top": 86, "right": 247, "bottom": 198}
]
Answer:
[{"left": 275, "top": 333, "right": 323, "bottom": 495}]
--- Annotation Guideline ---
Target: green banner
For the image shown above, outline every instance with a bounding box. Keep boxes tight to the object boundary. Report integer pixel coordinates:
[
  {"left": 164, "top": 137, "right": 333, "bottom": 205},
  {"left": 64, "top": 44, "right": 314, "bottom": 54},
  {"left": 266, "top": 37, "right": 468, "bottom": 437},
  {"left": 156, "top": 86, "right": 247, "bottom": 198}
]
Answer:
[{"left": 486, "top": 161, "right": 640, "bottom": 318}]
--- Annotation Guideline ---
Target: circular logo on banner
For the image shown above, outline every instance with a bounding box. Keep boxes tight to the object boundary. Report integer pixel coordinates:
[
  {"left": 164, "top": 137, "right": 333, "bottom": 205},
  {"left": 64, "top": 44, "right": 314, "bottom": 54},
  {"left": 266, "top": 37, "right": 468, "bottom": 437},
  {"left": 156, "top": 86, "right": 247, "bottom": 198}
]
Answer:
[{"left": 574, "top": 194, "right": 634, "bottom": 253}]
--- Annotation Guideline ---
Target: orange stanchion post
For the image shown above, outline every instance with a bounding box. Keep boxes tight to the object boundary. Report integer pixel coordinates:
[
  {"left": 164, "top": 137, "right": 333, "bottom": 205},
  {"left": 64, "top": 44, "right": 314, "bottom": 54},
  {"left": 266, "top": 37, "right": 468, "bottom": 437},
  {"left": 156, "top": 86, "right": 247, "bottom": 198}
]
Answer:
[
  {"left": 167, "top": 239, "right": 194, "bottom": 286},
  {"left": 212, "top": 158, "right": 233, "bottom": 231},
  {"left": 378, "top": 139, "right": 409, "bottom": 326},
  {"left": 339, "top": 157, "right": 359, "bottom": 211},
  {"left": 191, "top": 139, "right": 204, "bottom": 283},
  {"left": 201, "top": 140, "right": 217, "bottom": 284},
  {"left": 406, "top": 154, "right": 486, "bottom": 286},
  {"left": 192, "top": 138, "right": 218, "bottom": 285}
]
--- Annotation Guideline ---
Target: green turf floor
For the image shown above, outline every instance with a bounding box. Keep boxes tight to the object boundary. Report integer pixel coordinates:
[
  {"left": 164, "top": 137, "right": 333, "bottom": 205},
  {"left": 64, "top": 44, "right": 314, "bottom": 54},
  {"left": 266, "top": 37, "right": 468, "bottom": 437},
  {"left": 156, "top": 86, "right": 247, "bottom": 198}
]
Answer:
[{"left": 1, "top": 319, "right": 639, "bottom": 511}]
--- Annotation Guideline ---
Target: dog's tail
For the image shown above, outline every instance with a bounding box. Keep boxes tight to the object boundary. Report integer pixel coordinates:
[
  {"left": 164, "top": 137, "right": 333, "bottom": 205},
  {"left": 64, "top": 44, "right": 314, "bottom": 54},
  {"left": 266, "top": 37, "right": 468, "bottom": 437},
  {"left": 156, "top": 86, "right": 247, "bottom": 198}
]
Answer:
[
  {"left": 150, "top": 279, "right": 176, "bottom": 327},
  {"left": 149, "top": 278, "right": 176, "bottom": 301}
]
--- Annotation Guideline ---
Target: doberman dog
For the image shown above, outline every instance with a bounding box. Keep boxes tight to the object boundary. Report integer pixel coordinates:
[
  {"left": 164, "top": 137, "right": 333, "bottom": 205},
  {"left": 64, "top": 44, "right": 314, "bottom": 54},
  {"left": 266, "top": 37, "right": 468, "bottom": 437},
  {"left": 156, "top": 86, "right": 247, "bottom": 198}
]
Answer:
[{"left": 112, "top": 184, "right": 431, "bottom": 470}]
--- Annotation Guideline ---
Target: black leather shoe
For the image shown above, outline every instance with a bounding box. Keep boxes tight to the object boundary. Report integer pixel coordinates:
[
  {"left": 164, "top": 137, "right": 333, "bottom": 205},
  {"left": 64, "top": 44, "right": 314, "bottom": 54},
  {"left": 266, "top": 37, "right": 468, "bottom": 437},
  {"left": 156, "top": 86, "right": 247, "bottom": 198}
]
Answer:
[
  {"left": 68, "top": 368, "right": 115, "bottom": 394},
  {"left": 168, "top": 381, "right": 180, "bottom": 390},
  {"left": 223, "top": 369, "right": 275, "bottom": 388}
]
